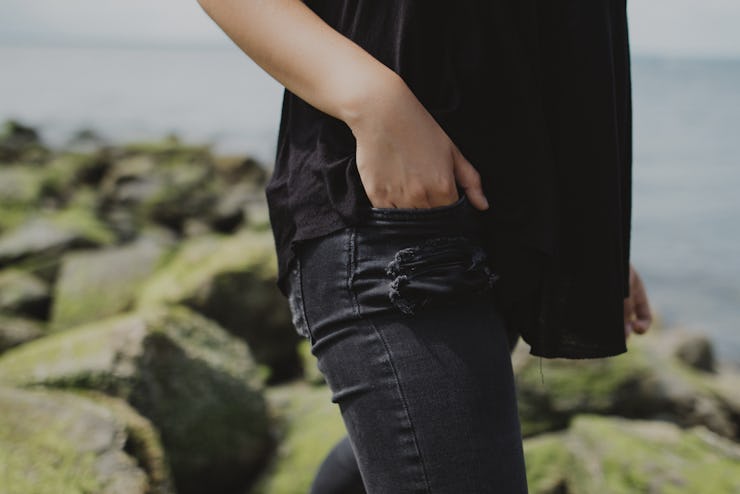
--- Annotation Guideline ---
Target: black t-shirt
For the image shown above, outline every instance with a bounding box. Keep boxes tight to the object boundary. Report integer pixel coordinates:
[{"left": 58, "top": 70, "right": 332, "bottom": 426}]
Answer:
[{"left": 265, "top": 0, "right": 632, "bottom": 359}]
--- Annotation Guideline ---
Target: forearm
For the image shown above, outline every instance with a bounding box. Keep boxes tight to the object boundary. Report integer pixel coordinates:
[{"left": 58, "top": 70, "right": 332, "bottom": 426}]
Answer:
[{"left": 196, "top": 0, "right": 404, "bottom": 127}]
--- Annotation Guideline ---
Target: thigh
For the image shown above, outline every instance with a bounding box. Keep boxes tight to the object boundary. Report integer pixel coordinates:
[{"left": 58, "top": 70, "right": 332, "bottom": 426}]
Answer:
[{"left": 293, "top": 195, "right": 528, "bottom": 494}]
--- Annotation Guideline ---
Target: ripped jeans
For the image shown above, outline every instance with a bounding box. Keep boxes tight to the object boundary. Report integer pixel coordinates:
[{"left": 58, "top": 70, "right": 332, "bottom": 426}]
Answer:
[{"left": 286, "top": 191, "right": 529, "bottom": 494}]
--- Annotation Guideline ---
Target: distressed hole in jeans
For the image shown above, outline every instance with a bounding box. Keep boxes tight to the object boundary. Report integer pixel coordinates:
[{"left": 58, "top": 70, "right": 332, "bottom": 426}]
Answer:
[{"left": 385, "top": 235, "right": 500, "bottom": 315}]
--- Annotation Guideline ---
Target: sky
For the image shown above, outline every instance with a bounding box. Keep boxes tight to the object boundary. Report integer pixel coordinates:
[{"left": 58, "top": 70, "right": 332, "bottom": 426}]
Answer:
[{"left": 0, "top": 0, "right": 739, "bottom": 58}]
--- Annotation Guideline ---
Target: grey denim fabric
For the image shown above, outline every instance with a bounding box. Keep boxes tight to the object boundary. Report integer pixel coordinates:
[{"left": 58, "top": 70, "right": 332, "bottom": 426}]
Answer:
[{"left": 286, "top": 192, "right": 528, "bottom": 493}]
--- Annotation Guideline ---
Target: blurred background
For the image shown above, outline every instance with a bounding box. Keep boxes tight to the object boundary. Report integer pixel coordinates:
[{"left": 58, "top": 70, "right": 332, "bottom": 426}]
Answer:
[{"left": 0, "top": 1, "right": 739, "bottom": 494}]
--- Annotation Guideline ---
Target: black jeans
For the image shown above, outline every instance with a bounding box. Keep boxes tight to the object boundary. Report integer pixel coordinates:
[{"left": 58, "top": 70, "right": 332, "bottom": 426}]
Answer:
[{"left": 286, "top": 191, "right": 529, "bottom": 493}]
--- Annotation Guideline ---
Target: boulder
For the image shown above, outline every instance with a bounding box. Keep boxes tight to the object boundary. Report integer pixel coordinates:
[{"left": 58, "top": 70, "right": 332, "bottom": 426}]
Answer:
[
  {"left": 296, "top": 339, "right": 326, "bottom": 386},
  {"left": 40, "top": 151, "right": 111, "bottom": 201},
  {"left": 98, "top": 142, "right": 219, "bottom": 236},
  {"left": 0, "top": 119, "right": 48, "bottom": 164},
  {"left": 137, "top": 229, "right": 300, "bottom": 382},
  {"left": 0, "top": 314, "right": 45, "bottom": 353},
  {"left": 50, "top": 236, "right": 171, "bottom": 330},
  {"left": 0, "top": 305, "right": 272, "bottom": 494},
  {"left": 0, "top": 386, "right": 174, "bottom": 494},
  {"left": 0, "top": 268, "right": 51, "bottom": 319},
  {"left": 0, "top": 209, "right": 115, "bottom": 279},
  {"left": 523, "top": 414, "right": 740, "bottom": 494},
  {"left": 249, "top": 380, "right": 349, "bottom": 494},
  {"left": 0, "top": 165, "right": 46, "bottom": 208},
  {"left": 513, "top": 327, "right": 740, "bottom": 441}
]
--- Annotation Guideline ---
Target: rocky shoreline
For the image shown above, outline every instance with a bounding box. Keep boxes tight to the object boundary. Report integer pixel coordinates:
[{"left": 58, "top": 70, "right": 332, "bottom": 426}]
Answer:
[{"left": 0, "top": 119, "right": 738, "bottom": 493}]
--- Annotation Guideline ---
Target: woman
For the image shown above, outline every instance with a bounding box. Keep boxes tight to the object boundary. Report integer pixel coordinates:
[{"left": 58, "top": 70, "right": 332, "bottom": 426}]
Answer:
[{"left": 196, "top": 1, "right": 652, "bottom": 492}]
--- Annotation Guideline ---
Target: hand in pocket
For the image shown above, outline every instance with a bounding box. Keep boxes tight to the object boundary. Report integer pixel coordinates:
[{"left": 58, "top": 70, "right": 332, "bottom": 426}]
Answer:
[{"left": 347, "top": 79, "right": 490, "bottom": 211}]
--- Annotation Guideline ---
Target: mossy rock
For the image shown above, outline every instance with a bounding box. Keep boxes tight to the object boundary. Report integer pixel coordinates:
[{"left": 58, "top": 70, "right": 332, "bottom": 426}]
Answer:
[
  {"left": 0, "top": 208, "right": 115, "bottom": 275},
  {"left": 0, "top": 305, "right": 272, "bottom": 494},
  {"left": 523, "top": 414, "right": 740, "bottom": 494},
  {"left": 0, "top": 268, "right": 51, "bottom": 319},
  {"left": 137, "top": 229, "right": 300, "bottom": 382},
  {"left": 0, "top": 119, "right": 48, "bottom": 164},
  {"left": 50, "top": 236, "right": 171, "bottom": 330},
  {"left": 514, "top": 328, "right": 740, "bottom": 440},
  {"left": 0, "top": 207, "right": 32, "bottom": 237},
  {"left": 119, "top": 136, "right": 212, "bottom": 165},
  {"left": 296, "top": 339, "right": 326, "bottom": 386},
  {"left": 40, "top": 151, "right": 110, "bottom": 200},
  {"left": 0, "top": 314, "right": 45, "bottom": 354},
  {"left": 249, "top": 380, "right": 348, "bottom": 494},
  {"left": 0, "top": 165, "right": 47, "bottom": 208},
  {"left": 0, "top": 386, "right": 173, "bottom": 494},
  {"left": 98, "top": 142, "right": 219, "bottom": 235}
]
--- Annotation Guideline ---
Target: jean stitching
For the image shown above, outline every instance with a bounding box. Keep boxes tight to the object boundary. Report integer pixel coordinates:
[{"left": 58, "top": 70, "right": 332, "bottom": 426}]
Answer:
[
  {"left": 346, "top": 228, "right": 433, "bottom": 494},
  {"left": 347, "top": 227, "right": 361, "bottom": 318}
]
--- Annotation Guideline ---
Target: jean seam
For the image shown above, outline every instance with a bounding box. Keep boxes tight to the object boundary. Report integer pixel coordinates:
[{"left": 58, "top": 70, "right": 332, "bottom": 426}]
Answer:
[{"left": 346, "top": 227, "right": 433, "bottom": 494}]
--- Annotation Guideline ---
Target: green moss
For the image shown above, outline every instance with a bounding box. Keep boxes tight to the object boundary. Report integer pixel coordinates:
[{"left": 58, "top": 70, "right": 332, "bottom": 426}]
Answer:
[
  {"left": 250, "top": 381, "right": 348, "bottom": 494},
  {"left": 0, "top": 207, "right": 31, "bottom": 235},
  {"left": 0, "top": 409, "right": 102, "bottom": 494},
  {"left": 81, "top": 390, "right": 175, "bottom": 494},
  {"left": 50, "top": 239, "right": 169, "bottom": 331},
  {"left": 0, "top": 387, "right": 149, "bottom": 494},
  {"left": 39, "top": 153, "right": 106, "bottom": 197},
  {"left": 50, "top": 207, "right": 115, "bottom": 246},
  {"left": 136, "top": 229, "right": 300, "bottom": 382},
  {"left": 0, "top": 306, "right": 271, "bottom": 494},
  {"left": 522, "top": 433, "right": 573, "bottom": 494},
  {"left": 528, "top": 414, "right": 740, "bottom": 494},
  {"left": 0, "top": 166, "right": 46, "bottom": 207},
  {"left": 516, "top": 344, "right": 655, "bottom": 436},
  {"left": 121, "top": 136, "right": 211, "bottom": 163},
  {"left": 296, "top": 339, "right": 325, "bottom": 386}
]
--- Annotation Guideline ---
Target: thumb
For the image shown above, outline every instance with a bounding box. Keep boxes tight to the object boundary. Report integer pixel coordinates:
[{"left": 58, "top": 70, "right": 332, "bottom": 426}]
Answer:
[{"left": 451, "top": 145, "right": 489, "bottom": 211}]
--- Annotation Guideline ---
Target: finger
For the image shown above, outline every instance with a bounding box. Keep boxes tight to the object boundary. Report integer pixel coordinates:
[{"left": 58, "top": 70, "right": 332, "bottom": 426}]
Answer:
[
  {"left": 623, "top": 296, "right": 635, "bottom": 338},
  {"left": 451, "top": 145, "right": 489, "bottom": 211},
  {"left": 631, "top": 270, "right": 652, "bottom": 334}
]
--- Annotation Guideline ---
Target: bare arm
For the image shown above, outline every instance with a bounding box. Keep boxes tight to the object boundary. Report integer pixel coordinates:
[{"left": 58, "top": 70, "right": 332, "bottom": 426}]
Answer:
[
  {"left": 196, "top": 0, "right": 489, "bottom": 210},
  {"left": 196, "top": 0, "right": 400, "bottom": 126}
]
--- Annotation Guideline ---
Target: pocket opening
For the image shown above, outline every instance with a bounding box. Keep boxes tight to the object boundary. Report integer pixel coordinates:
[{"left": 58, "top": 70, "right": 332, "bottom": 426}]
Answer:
[{"left": 369, "top": 191, "right": 468, "bottom": 216}]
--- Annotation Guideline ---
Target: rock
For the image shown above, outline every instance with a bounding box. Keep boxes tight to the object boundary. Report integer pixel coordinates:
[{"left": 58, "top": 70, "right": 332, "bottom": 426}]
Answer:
[
  {"left": 249, "top": 380, "right": 348, "bottom": 494},
  {"left": 0, "top": 268, "right": 51, "bottom": 319},
  {"left": 85, "top": 391, "right": 175, "bottom": 494},
  {"left": 523, "top": 414, "right": 740, "bottom": 494},
  {"left": 41, "top": 151, "right": 111, "bottom": 201},
  {"left": 137, "top": 229, "right": 301, "bottom": 383},
  {"left": 98, "top": 141, "right": 219, "bottom": 236},
  {"left": 656, "top": 328, "right": 717, "bottom": 373},
  {"left": 0, "top": 119, "right": 48, "bottom": 164},
  {"left": 207, "top": 181, "right": 253, "bottom": 233},
  {"left": 0, "top": 207, "right": 31, "bottom": 238},
  {"left": 0, "top": 209, "right": 115, "bottom": 278},
  {"left": 0, "top": 386, "right": 173, "bottom": 494},
  {"left": 0, "top": 305, "right": 272, "bottom": 494},
  {"left": 0, "top": 165, "right": 46, "bottom": 208},
  {"left": 514, "top": 328, "right": 740, "bottom": 441},
  {"left": 50, "top": 236, "right": 171, "bottom": 330},
  {"left": 296, "top": 339, "right": 326, "bottom": 386},
  {"left": 0, "top": 314, "right": 45, "bottom": 353},
  {"left": 65, "top": 128, "right": 109, "bottom": 154},
  {"left": 211, "top": 155, "right": 268, "bottom": 186}
]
